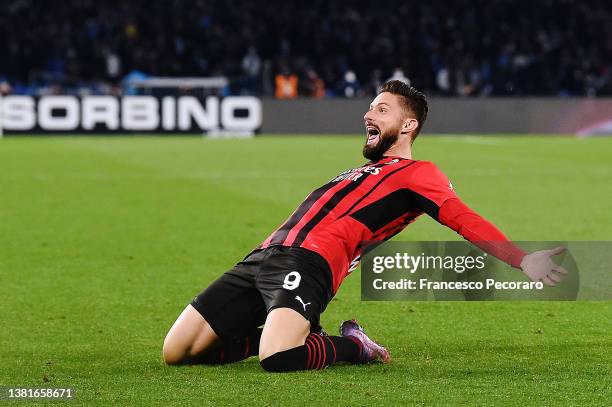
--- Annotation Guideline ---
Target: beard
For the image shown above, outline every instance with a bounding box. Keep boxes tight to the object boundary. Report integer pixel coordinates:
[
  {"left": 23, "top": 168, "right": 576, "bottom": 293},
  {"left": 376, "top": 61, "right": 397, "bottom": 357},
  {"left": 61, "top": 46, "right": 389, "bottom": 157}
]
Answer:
[{"left": 362, "top": 125, "right": 400, "bottom": 161}]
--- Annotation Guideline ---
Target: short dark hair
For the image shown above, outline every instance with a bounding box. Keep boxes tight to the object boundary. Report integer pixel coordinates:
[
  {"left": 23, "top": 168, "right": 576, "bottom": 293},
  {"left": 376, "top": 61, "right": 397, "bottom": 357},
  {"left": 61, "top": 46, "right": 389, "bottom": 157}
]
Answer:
[{"left": 379, "top": 80, "right": 428, "bottom": 139}]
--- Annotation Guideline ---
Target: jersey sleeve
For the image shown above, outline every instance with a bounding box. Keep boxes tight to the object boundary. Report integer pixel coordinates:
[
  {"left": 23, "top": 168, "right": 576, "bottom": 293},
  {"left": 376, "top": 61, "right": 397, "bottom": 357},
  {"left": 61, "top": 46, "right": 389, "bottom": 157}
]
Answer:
[{"left": 405, "top": 161, "right": 526, "bottom": 268}]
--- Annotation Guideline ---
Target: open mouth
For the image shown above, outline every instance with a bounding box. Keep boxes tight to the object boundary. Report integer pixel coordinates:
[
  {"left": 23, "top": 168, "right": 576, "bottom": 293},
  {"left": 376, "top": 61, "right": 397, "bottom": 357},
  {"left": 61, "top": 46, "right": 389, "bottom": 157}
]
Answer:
[{"left": 366, "top": 125, "right": 380, "bottom": 145}]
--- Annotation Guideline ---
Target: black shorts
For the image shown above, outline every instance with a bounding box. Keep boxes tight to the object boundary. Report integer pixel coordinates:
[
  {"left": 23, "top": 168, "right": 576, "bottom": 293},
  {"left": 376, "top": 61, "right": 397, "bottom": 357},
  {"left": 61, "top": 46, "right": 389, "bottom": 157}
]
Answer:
[{"left": 190, "top": 246, "right": 333, "bottom": 342}]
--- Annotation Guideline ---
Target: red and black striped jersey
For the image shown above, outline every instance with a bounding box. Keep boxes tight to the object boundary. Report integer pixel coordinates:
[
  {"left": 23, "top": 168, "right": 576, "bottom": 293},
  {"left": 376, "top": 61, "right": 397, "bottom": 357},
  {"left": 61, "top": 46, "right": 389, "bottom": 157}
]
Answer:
[{"left": 259, "top": 156, "right": 526, "bottom": 294}]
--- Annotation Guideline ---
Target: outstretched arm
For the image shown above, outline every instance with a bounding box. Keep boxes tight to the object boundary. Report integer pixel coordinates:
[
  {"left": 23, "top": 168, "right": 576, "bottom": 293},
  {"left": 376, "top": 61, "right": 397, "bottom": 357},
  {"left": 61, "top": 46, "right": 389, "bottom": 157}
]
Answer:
[
  {"left": 405, "top": 161, "right": 567, "bottom": 286},
  {"left": 438, "top": 198, "right": 567, "bottom": 286},
  {"left": 438, "top": 197, "right": 526, "bottom": 267}
]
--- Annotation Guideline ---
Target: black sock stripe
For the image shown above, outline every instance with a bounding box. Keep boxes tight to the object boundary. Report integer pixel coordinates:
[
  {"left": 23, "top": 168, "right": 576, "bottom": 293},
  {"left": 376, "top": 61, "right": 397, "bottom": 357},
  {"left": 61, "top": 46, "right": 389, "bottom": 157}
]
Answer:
[
  {"left": 307, "top": 336, "right": 319, "bottom": 369},
  {"left": 315, "top": 335, "right": 327, "bottom": 369},
  {"left": 305, "top": 338, "right": 314, "bottom": 369},
  {"left": 311, "top": 335, "right": 322, "bottom": 369},
  {"left": 309, "top": 339, "right": 319, "bottom": 370},
  {"left": 314, "top": 337, "right": 323, "bottom": 369},
  {"left": 311, "top": 335, "right": 325, "bottom": 370}
]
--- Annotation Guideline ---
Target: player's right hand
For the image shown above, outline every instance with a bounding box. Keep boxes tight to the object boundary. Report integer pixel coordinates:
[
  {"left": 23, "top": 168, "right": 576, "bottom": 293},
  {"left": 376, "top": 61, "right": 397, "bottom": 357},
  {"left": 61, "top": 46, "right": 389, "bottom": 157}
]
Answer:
[{"left": 519, "top": 246, "right": 568, "bottom": 287}]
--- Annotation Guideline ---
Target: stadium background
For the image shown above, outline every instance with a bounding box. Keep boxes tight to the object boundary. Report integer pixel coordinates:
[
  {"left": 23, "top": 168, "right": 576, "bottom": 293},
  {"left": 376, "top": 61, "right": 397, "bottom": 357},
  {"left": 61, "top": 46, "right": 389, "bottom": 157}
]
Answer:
[{"left": 1, "top": 0, "right": 611, "bottom": 406}]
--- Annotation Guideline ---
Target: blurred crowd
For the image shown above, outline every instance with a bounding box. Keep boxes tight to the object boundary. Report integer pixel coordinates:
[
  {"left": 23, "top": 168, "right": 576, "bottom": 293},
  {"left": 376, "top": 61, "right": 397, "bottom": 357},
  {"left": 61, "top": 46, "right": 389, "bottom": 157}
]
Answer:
[{"left": 1, "top": 0, "right": 611, "bottom": 97}]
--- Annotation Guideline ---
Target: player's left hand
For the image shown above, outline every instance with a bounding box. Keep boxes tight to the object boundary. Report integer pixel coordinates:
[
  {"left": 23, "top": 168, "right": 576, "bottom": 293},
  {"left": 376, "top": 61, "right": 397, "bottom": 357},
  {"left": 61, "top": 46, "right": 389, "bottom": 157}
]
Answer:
[{"left": 519, "top": 246, "right": 568, "bottom": 287}]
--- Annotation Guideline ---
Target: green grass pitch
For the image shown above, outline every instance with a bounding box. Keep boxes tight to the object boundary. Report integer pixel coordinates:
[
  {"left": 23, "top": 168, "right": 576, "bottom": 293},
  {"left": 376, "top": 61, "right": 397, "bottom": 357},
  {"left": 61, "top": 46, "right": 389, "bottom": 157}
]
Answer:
[{"left": 0, "top": 135, "right": 611, "bottom": 406}]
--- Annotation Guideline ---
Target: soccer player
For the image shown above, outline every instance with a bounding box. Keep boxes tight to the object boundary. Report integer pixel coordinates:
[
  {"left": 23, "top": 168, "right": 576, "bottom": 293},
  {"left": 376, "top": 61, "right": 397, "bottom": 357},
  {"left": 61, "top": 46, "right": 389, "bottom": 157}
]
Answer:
[{"left": 162, "top": 80, "right": 567, "bottom": 372}]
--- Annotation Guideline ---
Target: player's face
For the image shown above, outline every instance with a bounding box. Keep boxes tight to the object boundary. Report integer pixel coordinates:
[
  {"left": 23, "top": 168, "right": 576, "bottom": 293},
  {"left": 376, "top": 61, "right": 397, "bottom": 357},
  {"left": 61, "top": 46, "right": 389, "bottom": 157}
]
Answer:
[{"left": 362, "top": 92, "right": 405, "bottom": 160}]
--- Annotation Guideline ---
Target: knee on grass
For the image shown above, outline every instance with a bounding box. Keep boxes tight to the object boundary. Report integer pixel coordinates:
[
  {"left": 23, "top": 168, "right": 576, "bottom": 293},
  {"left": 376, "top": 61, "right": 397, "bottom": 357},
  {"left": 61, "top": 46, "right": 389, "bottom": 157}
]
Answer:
[{"left": 162, "top": 336, "right": 192, "bottom": 365}]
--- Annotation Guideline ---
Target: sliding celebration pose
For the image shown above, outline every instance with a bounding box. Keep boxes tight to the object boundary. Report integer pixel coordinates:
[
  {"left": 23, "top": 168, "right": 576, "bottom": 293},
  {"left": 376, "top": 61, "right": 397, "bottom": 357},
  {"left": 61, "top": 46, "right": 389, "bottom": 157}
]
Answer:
[{"left": 163, "top": 80, "right": 566, "bottom": 372}]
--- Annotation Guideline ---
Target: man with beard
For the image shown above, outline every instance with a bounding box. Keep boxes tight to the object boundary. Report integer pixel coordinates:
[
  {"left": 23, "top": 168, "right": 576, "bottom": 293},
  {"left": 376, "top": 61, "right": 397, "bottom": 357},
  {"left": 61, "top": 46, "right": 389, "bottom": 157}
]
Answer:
[{"left": 162, "top": 80, "right": 567, "bottom": 372}]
